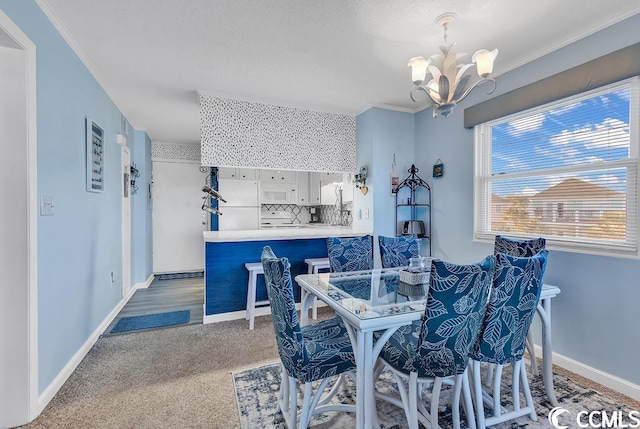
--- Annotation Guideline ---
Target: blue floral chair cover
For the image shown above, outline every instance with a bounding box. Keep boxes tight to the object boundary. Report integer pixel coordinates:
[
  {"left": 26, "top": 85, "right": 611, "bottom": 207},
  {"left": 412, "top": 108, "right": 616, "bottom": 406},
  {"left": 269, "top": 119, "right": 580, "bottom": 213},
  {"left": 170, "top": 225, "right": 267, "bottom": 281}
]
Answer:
[
  {"left": 493, "top": 234, "right": 546, "bottom": 376},
  {"left": 470, "top": 250, "right": 549, "bottom": 429},
  {"left": 326, "top": 235, "right": 374, "bottom": 272},
  {"left": 260, "top": 246, "right": 356, "bottom": 428},
  {"left": 494, "top": 235, "right": 546, "bottom": 257},
  {"left": 378, "top": 234, "right": 420, "bottom": 268},
  {"left": 376, "top": 256, "right": 495, "bottom": 429}
]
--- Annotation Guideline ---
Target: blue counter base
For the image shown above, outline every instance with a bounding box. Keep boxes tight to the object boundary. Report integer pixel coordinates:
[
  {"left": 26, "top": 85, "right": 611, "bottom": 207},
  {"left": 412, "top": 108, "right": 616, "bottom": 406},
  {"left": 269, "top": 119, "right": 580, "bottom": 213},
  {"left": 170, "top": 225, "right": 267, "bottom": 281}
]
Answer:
[{"left": 205, "top": 238, "right": 328, "bottom": 315}]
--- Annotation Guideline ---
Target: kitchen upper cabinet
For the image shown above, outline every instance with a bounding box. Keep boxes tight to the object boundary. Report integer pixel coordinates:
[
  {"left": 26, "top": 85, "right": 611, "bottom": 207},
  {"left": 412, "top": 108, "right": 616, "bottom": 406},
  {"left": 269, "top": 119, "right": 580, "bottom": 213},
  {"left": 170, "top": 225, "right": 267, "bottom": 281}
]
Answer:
[
  {"left": 217, "top": 167, "right": 256, "bottom": 180},
  {"left": 342, "top": 172, "right": 354, "bottom": 202},
  {"left": 297, "top": 171, "right": 310, "bottom": 205},
  {"left": 309, "top": 172, "right": 321, "bottom": 205},
  {"left": 259, "top": 169, "right": 296, "bottom": 183},
  {"left": 320, "top": 173, "right": 343, "bottom": 205}
]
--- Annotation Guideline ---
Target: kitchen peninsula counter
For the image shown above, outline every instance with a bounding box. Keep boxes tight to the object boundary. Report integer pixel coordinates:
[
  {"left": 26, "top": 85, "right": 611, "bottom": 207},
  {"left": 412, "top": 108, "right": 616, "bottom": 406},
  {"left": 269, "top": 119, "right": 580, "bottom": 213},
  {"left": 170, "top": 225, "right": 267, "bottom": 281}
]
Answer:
[
  {"left": 202, "top": 226, "right": 372, "bottom": 323},
  {"left": 203, "top": 225, "right": 371, "bottom": 243}
]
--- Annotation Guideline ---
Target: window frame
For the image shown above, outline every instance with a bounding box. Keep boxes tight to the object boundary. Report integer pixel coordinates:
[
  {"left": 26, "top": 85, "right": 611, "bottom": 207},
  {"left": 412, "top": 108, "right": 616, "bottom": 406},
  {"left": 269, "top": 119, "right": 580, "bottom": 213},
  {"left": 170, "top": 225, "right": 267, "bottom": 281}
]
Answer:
[{"left": 473, "top": 77, "right": 640, "bottom": 258}]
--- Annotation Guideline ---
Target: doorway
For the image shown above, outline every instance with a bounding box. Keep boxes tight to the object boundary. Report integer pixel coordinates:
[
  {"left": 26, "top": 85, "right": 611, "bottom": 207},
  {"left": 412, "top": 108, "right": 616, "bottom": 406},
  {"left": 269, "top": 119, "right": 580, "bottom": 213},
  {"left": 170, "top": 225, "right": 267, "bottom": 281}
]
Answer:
[{"left": 0, "top": 11, "right": 38, "bottom": 427}]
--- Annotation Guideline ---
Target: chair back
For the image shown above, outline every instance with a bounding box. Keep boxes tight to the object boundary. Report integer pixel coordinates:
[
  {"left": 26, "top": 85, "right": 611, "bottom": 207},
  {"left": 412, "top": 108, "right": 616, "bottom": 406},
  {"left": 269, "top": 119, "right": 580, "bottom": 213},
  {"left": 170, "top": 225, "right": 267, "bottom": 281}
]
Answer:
[
  {"left": 417, "top": 256, "right": 495, "bottom": 377},
  {"left": 494, "top": 235, "right": 546, "bottom": 257},
  {"left": 261, "top": 246, "right": 307, "bottom": 376},
  {"left": 472, "top": 250, "right": 549, "bottom": 364},
  {"left": 327, "top": 235, "right": 374, "bottom": 272},
  {"left": 378, "top": 234, "right": 420, "bottom": 268}
]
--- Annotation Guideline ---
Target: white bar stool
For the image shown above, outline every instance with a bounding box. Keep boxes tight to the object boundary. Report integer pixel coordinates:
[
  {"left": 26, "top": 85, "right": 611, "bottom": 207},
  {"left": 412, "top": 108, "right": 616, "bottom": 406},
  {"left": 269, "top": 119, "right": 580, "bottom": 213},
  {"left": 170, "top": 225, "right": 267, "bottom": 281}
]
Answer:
[
  {"left": 244, "top": 262, "right": 270, "bottom": 330},
  {"left": 303, "top": 257, "right": 330, "bottom": 320}
]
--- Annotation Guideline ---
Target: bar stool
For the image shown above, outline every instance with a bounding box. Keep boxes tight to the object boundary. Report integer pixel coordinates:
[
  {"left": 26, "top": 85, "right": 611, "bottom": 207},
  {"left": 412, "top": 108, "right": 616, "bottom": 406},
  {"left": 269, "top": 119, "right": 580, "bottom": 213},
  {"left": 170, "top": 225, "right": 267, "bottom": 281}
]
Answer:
[
  {"left": 244, "top": 262, "right": 270, "bottom": 330},
  {"left": 303, "top": 257, "right": 330, "bottom": 320}
]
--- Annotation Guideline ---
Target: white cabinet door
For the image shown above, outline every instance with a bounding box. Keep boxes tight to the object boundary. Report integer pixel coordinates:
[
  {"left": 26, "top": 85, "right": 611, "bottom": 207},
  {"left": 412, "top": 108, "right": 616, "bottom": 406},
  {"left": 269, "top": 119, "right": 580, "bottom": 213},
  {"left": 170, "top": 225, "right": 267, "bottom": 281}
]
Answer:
[
  {"left": 342, "top": 172, "right": 354, "bottom": 202},
  {"left": 218, "top": 167, "right": 237, "bottom": 179},
  {"left": 309, "top": 172, "right": 321, "bottom": 205},
  {"left": 236, "top": 168, "right": 256, "bottom": 180},
  {"left": 152, "top": 161, "right": 208, "bottom": 273},
  {"left": 297, "top": 171, "right": 310, "bottom": 205},
  {"left": 260, "top": 169, "right": 296, "bottom": 183},
  {"left": 218, "top": 179, "right": 259, "bottom": 206}
]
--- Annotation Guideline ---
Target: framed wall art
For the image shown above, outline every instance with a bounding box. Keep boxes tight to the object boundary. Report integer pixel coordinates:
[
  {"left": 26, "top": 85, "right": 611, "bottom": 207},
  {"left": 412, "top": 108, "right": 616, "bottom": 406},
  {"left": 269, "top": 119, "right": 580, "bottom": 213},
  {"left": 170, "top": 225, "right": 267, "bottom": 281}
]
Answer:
[{"left": 86, "top": 117, "right": 104, "bottom": 192}]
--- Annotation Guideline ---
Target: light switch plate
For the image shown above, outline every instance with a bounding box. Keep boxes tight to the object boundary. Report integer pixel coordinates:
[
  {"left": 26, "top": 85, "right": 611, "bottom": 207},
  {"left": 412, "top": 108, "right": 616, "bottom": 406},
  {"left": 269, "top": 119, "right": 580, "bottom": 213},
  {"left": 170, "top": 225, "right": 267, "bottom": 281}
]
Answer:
[{"left": 40, "top": 195, "right": 55, "bottom": 216}]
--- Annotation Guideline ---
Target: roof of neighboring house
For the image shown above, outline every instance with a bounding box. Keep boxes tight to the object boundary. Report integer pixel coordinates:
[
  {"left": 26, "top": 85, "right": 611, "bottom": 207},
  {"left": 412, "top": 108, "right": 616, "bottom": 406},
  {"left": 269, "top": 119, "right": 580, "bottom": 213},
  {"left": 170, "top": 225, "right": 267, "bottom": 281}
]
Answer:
[{"left": 529, "top": 178, "right": 625, "bottom": 200}]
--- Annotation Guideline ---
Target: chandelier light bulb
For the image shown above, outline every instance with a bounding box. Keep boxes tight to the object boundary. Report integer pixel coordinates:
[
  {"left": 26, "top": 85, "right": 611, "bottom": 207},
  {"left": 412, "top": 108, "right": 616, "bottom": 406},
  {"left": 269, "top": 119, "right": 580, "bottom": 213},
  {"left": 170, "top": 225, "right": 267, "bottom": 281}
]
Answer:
[
  {"left": 472, "top": 49, "right": 499, "bottom": 78},
  {"left": 408, "top": 56, "right": 430, "bottom": 85}
]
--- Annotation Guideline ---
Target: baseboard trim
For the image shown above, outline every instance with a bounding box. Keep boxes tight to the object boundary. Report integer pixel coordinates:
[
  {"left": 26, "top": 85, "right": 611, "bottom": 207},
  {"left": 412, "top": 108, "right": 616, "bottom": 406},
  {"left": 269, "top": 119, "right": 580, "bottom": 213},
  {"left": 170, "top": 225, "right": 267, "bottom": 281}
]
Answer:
[
  {"left": 37, "top": 284, "right": 139, "bottom": 413},
  {"left": 134, "top": 273, "right": 154, "bottom": 289},
  {"left": 534, "top": 345, "right": 640, "bottom": 401},
  {"left": 203, "top": 303, "right": 309, "bottom": 325}
]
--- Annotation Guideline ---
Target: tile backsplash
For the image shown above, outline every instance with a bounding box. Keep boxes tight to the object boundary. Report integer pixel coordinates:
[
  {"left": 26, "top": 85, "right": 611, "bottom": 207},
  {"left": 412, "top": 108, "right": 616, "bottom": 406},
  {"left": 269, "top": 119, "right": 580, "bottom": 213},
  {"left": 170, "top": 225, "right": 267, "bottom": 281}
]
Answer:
[{"left": 261, "top": 203, "right": 352, "bottom": 226}]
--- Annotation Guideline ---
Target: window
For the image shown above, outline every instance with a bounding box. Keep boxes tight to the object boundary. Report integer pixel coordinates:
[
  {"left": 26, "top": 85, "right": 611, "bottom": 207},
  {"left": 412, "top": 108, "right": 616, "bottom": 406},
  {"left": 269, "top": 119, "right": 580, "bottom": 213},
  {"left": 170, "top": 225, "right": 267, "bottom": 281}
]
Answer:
[{"left": 474, "top": 78, "right": 639, "bottom": 257}]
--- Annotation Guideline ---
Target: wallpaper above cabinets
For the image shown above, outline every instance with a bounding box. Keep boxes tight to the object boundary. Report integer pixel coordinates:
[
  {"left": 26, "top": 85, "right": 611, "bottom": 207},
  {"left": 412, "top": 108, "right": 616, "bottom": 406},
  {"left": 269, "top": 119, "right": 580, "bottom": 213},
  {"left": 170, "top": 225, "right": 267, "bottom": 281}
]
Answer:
[{"left": 200, "top": 95, "right": 356, "bottom": 172}]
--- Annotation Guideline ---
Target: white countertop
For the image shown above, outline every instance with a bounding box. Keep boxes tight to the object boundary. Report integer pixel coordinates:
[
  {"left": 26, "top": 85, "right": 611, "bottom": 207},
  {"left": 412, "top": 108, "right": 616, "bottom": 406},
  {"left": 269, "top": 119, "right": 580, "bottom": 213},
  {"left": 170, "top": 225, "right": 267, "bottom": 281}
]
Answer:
[{"left": 203, "top": 225, "right": 372, "bottom": 243}]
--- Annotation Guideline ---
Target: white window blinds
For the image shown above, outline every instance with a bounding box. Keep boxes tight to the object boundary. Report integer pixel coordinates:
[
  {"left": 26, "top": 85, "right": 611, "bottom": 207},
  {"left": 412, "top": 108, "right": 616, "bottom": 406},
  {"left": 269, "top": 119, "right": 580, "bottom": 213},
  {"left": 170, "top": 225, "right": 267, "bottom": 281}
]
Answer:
[{"left": 474, "top": 78, "right": 639, "bottom": 257}]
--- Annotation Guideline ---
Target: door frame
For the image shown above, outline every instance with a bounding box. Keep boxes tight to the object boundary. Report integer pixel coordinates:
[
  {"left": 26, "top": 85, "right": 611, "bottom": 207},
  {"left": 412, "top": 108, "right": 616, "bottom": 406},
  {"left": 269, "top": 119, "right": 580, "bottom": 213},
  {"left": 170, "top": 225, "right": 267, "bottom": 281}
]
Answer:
[
  {"left": 0, "top": 10, "right": 39, "bottom": 426},
  {"left": 121, "top": 145, "right": 131, "bottom": 297}
]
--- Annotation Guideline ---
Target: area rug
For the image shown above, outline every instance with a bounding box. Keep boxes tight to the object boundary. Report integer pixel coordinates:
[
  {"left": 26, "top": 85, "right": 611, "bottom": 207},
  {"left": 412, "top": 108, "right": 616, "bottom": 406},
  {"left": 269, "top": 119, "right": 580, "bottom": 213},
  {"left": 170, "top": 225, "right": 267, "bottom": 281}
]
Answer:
[
  {"left": 110, "top": 310, "right": 190, "bottom": 333},
  {"left": 234, "top": 363, "right": 636, "bottom": 429}
]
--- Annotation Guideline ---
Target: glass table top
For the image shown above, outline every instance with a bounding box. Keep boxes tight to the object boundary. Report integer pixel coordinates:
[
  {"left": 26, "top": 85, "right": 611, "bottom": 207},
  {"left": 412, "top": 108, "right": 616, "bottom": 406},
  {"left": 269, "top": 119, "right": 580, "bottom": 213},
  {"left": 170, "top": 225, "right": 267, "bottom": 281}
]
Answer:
[{"left": 296, "top": 268, "right": 429, "bottom": 320}]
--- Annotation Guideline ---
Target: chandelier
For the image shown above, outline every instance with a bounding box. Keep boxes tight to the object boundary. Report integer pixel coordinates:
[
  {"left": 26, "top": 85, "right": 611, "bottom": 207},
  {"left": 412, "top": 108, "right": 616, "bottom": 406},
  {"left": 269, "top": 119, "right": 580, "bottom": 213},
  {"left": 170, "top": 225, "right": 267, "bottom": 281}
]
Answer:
[{"left": 407, "top": 12, "right": 498, "bottom": 118}]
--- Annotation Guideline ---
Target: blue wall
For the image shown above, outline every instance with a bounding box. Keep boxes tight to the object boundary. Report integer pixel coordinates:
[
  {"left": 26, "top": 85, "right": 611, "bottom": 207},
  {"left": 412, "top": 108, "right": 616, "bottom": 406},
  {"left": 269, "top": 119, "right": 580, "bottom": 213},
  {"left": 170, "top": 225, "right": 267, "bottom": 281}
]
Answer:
[
  {"left": 411, "top": 14, "right": 640, "bottom": 386},
  {"left": 355, "top": 108, "right": 419, "bottom": 265},
  {"left": 0, "top": 1, "right": 153, "bottom": 393}
]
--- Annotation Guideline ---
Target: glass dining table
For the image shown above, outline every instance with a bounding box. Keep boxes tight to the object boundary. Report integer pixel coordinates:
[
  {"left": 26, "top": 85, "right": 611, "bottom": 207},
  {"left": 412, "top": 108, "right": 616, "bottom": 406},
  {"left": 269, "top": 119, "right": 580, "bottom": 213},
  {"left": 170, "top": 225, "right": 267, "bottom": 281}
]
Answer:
[{"left": 295, "top": 268, "right": 561, "bottom": 429}]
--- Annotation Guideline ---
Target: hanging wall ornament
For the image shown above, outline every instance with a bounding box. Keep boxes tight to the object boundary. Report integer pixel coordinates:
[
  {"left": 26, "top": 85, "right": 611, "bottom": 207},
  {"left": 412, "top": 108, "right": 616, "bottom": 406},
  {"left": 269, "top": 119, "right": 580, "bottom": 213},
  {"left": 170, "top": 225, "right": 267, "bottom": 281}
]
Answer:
[
  {"left": 433, "top": 159, "right": 444, "bottom": 177},
  {"left": 391, "top": 154, "right": 399, "bottom": 195}
]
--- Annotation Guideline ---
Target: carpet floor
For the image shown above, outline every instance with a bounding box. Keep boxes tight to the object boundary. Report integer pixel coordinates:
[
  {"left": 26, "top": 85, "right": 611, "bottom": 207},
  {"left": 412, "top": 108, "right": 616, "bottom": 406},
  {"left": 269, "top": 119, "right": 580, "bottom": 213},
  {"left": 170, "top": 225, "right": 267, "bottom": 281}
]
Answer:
[
  {"left": 18, "top": 308, "right": 640, "bottom": 428},
  {"left": 234, "top": 363, "right": 635, "bottom": 428}
]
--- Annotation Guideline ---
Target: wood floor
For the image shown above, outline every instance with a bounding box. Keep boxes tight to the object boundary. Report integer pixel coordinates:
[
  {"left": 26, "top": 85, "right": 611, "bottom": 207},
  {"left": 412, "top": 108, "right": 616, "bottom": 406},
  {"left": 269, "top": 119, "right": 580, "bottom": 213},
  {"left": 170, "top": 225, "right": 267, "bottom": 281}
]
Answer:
[{"left": 102, "top": 274, "right": 204, "bottom": 337}]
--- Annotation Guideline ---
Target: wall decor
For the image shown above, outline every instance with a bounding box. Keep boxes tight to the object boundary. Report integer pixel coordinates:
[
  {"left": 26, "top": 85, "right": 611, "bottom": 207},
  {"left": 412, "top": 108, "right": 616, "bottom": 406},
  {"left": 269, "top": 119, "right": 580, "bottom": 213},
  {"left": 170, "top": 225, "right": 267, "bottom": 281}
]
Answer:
[
  {"left": 433, "top": 159, "right": 444, "bottom": 178},
  {"left": 391, "top": 154, "right": 399, "bottom": 195},
  {"left": 86, "top": 117, "right": 104, "bottom": 192},
  {"left": 354, "top": 165, "right": 368, "bottom": 195},
  {"left": 199, "top": 95, "right": 356, "bottom": 172}
]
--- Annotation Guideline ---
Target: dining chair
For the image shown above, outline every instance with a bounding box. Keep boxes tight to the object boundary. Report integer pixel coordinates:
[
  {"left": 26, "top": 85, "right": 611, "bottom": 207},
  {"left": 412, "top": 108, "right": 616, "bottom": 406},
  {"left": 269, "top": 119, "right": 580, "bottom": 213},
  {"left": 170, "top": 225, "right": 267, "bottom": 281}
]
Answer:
[
  {"left": 375, "top": 256, "right": 496, "bottom": 429},
  {"left": 260, "top": 246, "right": 356, "bottom": 429},
  {"left": 470, "top": 250, "right": 549, "bottom": 429},
  {"left": 378, "top": 234, "right": 420, "bottom": 268},
  {"left": 326, "top": 235, "right": 374, "bottom": 272},
  {"left": 493, "top": 235, "right": 546, "bottom": 376}
]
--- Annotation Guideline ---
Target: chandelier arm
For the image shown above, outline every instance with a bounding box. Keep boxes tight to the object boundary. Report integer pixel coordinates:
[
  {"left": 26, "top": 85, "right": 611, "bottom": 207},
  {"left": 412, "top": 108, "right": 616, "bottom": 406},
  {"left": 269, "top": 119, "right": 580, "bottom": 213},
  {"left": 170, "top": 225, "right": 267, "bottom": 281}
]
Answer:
[
  {"left": 453, "top": 78, "right": 497, "bottom": 105},
  {"left": 410, "top": 86, "right": 441, "bottom": 106}
]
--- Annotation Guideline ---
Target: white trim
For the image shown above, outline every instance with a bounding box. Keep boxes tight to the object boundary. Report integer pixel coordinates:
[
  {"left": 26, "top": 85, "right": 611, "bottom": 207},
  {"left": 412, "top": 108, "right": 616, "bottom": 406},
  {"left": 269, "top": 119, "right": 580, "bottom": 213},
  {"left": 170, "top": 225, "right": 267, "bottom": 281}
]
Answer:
[
  {"left": 533, "top": 345, "right": 640, "bottom": 402},
  {"left": 133, "top": 273, "right": 154, "bottom": 289},
  {"left": 202, "top": 303, "right": 307, "bottom": 325},
  {"left": 37, "top": 284, "right": 139, "bottom": 413},
  {"left": 0, "top": 9, "right": 39, "bottom": 425}
]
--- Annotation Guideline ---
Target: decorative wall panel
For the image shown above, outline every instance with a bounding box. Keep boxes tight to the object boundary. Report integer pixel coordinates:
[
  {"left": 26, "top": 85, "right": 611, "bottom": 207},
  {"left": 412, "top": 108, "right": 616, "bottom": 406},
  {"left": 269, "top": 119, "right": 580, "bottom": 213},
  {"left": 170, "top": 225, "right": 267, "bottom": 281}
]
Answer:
[
  {"left": 200, "top": 96, "right": 356, "bottom": 172},
  {"left": 152, "top": 142, "right": 201, "bottom": 162}
]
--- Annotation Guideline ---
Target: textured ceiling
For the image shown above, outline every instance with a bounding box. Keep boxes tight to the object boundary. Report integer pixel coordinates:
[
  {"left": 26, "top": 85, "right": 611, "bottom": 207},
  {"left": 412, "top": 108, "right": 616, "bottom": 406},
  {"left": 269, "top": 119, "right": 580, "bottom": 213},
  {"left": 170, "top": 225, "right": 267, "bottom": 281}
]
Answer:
[{"left": 37, "top": 0, "right": 640, "bottom": 144}]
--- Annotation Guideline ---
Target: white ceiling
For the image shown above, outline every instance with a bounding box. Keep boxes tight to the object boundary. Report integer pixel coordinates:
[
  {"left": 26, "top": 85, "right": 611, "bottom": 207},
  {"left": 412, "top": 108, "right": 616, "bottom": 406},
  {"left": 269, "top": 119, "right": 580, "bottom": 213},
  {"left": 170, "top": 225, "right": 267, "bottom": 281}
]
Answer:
[{"left": 38, "top": 0, "right": 640, "bottom": 144}]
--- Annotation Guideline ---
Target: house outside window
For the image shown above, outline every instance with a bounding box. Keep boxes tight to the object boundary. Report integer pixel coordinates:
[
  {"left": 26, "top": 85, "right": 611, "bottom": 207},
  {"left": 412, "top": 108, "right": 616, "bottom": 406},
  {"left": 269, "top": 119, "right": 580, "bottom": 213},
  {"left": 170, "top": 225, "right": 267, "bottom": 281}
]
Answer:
[{"left": 474, "top": 78, "right": 639, "bottom": 257}]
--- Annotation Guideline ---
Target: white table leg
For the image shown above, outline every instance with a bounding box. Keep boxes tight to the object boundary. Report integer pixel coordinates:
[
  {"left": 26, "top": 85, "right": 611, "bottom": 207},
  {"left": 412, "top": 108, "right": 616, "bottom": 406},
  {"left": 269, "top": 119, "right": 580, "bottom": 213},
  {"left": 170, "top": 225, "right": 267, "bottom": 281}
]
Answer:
[
  {"left": 537, "top": 297, "right": 558, "bottom": 406},
  {"left": 355, "top": 329, "right": 366, "bottom": 429},
  {"left": 299, "top": 290, "right": 314, "bottom": 326}
]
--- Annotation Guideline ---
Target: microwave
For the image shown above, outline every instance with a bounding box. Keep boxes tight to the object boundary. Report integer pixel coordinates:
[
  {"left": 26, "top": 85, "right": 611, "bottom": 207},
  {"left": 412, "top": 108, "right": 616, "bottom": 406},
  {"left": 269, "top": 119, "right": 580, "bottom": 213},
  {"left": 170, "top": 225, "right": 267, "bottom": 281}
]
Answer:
[{"left": 260, "top": 183, "right": 298, "bottom": 204}]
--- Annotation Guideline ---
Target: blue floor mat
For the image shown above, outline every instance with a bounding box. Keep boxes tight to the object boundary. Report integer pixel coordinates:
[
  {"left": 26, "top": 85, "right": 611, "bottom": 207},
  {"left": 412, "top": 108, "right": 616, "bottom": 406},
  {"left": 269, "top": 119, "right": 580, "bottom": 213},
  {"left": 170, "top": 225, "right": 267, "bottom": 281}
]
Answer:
[{"left": 110, "top": 310, "right": 191, "bottom": 333}]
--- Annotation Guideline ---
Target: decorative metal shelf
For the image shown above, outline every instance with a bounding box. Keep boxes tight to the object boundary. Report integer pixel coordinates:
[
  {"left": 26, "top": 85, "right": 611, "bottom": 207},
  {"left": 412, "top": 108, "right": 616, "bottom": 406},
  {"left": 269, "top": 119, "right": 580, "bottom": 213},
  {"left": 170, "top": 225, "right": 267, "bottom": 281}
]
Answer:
[{"left": 394, "top": 164, "right": 432, "bottom": 256}]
